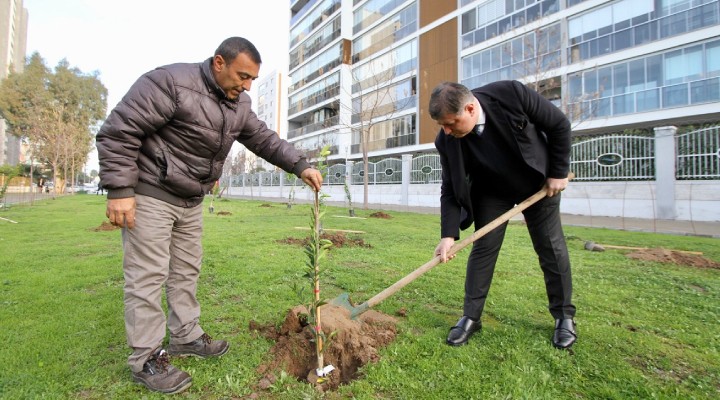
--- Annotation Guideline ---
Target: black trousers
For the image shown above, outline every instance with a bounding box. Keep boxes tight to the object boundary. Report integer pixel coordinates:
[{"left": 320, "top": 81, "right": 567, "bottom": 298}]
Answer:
[{"left": 463, "top": 193, "right": 576, "bottom": 321}]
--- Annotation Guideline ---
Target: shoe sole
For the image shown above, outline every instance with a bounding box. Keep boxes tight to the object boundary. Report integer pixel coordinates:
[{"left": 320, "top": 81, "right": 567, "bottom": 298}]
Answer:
[
  {"left": 167, "top": 343, "right": 230, "bottom": 358},
  {"left": 552, "top": 340, "right": 576, "bottom": 349},
  {"left": 446, "top": 326, "right": 481, "bottom": 346},
  {"left": 133, "top": 375, "right": 192, "bottom": 394},
  {"left": 445, "top": 334, "right": 479, "bottom": 346}
]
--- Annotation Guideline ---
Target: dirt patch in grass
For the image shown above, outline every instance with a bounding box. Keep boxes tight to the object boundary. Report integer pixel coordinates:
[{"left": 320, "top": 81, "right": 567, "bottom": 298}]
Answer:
[
  {"left": 216, "top": 210, "right": 232, "bottom": 216},
  {"left": 628, "top": 355, "right": 692, "bottom": 384},
  {"left": 260, "top": 203, "right": 273, "bottom": 207},
  {"left": 92, "top": 221, "right": 119, "bottom": 231},
  {"left": 250, "top": 304, "right": 397, "bottom": 393},
  {"left": 626, "top": 248, "right": 720, "bottom": 269},
  {"left": 278, "top": 232, "right": 371, "bottom": 248},
  {"left": 369, "top": 211, "right": 392, "bottom": 219}
]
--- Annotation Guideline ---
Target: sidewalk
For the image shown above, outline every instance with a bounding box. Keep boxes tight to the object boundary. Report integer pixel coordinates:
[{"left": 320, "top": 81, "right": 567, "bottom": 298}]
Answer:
[
  {"left": 556, "top": 214, "right": 718, "bottom": 238},
  {"left": 228, "top": 195, "right": 720, "bottom": 238}
]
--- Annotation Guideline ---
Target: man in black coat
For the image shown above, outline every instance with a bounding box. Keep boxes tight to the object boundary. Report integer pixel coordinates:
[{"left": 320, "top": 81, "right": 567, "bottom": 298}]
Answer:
[{"left": 430, "top": 81, "right": 576, "bottom": 349}]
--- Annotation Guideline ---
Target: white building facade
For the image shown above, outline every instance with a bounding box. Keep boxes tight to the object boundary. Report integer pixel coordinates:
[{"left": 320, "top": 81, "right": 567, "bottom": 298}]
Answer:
[
  {"left": 0, "top": 0, "right": 28, "bottom": 166},
  {"left": 224, "top": 0, "right": 720, "bottom": 222},
  {"left": 286, "top": 0, "right": 719, "bottom": 159}
]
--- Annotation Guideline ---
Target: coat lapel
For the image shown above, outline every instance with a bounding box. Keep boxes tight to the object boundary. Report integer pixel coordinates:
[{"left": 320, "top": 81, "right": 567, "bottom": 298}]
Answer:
[{"left": 447, "top": 136, "right": 473, "bottom": 230}]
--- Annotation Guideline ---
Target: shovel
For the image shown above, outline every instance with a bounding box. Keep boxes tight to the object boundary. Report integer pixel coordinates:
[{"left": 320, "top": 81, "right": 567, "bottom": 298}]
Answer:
[{"left": 332, "top": 174, "right": 573, "bottom": 319}]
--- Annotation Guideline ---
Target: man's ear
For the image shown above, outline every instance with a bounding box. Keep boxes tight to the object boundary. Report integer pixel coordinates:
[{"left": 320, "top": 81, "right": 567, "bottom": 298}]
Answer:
[
  {"left": 464, "top": 101, "right": 475, "bottom": 115},
  {"left": 212, "top": 55, "right": 225, "bottom": 71}
]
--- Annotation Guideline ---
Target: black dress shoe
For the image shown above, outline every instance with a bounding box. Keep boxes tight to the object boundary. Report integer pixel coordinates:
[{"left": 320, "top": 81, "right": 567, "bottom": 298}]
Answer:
[
  {"left": 552, "top": 319, "right": 577, "bottom": 349},
  {"left": 446, "top": 316, "right": 481, "bottom": 346}
]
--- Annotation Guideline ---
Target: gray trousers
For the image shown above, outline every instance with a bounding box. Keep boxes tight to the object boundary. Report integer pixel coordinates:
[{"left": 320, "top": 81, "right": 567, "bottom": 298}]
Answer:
[
  {"left": 464, "top": 193, "right": 576, "bottom": 321},
  {"left": 122, "top": 194, "right": 205, "bottom": 372}
]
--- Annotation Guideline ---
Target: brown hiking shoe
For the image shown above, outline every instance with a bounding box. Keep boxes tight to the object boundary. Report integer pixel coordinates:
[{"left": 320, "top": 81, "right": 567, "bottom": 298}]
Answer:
[
  {"left": 167, "top": 333, "right": 229, "bottom": 358},
  {"left": 132, "top": 349, "right": 192, "bottom": 394}
]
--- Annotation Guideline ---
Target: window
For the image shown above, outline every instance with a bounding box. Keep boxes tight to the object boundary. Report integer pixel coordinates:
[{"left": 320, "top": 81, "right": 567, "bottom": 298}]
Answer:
[
  {"left": 567, "top": 0, "right": 720, "bottom": 64},
  {"left": 662, "top": 83, "right": 688, "bottom": 107},
  {"left": 646, "top": 55, "right": 662, "bottom": 89},
  {"left": 289, "top": 17, "right": 341, "bottom": 69},
  {"left": 354, "top": 0, "right": 408, "bottom": 34},
  {"left": 290, "top": 0, "right": 341, "bottom": 48},
  {"left": 462, "top": 8, "right": 477, "bottom": 34},
  {"left": 706, "top": 40, "right": 720, "bottom": 77},
  {"left": 289, "top": 43, "right": 343, "bottom": 93},
  {"left": 628, "top": 59, "right": 646, "bottom": 92},
  {"left": 664, "top": 49, "right": 685, "bottom": 85},
  {"left": 690, "top": 78, "right": 720, "bottom": 103},
  {"left": 461, "top": 22, "right": 560, "bottom": 87},
  {"left": 352, "top": 40, "right": 417, "bottom": 92},
  {"left": 352, "top": 4, "right": 417, "bottom": 63},
  {"left": 566, "top": 39, "right": 720, "bottom": 120},
  {"left": 461, "top": 0, "right": 558, "bottom": 49},
  {"left": 613, "top": 64, "right": 628, "bottom": 95},
  {"left": 636, "top": 88, "right": 660, "bottom": 112}
]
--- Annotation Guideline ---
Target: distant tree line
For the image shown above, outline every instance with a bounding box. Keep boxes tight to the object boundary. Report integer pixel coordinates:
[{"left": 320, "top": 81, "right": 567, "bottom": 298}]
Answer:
[{"left": 0, "top": 52, "right": 107, "bottom": 192}]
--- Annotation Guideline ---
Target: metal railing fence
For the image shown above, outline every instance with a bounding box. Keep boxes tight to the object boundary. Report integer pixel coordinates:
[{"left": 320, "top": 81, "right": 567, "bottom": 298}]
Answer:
[
  {"left": 223, "top": 125, "right": 719, "bottom": 187},
  {"left": 676, "top": 125, "right": 720, "bottom": 180},
  {"left": 569, "top": 134, "right": 656, "bottom": 181}
]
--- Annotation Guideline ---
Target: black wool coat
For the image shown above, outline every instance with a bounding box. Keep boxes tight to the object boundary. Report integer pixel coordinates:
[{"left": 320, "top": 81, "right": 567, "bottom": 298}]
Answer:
[{"left": 434, "top": 80, "right": 571, "bottom": 239}]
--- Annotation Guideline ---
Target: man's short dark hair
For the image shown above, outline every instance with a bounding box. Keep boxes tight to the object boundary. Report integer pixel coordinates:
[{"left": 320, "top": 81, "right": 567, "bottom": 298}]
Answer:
[
  {"left": 429, "top": 82, "right": 474, "bottom": 119},
  {"left": 215, "top": 37, "right": 262, "bottom": 64}
]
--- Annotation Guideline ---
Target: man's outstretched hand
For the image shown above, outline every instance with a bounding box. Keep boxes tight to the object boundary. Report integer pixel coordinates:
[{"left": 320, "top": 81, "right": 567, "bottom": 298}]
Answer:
[{"left": 301, "top": 168, "right": 323, "bottom": 192}]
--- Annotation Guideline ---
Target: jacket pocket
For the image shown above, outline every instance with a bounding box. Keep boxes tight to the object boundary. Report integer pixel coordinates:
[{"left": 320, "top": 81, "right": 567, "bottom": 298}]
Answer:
[{"left": 157, "top": 148, "right": 204, "bottom": 198}]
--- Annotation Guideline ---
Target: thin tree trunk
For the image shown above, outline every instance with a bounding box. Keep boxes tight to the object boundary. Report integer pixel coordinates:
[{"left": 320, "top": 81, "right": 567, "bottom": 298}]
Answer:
[{"left": 362, "top": 129, "right": 369, "bottom": 210}]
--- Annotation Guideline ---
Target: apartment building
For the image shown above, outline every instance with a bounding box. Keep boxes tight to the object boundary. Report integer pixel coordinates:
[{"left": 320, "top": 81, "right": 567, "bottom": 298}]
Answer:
[
  {"left": 253, "top": 70, "right": 286, "bottom": 171},
  {"left": 286, "top": 0, "right": 720, "bottom": 163},
  {"left": 0, "top": 0, "right": 28, "bottom": 166}
]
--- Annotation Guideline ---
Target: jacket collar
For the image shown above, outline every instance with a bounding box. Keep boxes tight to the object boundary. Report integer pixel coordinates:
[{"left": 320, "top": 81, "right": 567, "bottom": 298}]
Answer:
[{"left": 201, "top": 58, "right": 239, "bottom": 109}]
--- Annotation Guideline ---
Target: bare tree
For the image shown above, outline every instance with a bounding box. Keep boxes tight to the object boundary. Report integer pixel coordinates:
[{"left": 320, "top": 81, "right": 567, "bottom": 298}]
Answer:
[
  {"left": 502, "top": 23, "right": 600, "bottom": 129},
  {"left": 340, "top": 56, "right": 415, "bottom": 209},
  {"left": 241, "top": 149, "right": 260, "bottom": 199}
]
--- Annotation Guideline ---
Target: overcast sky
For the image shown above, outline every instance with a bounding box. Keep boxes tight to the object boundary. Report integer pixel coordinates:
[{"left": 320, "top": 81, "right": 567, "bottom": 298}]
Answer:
[{"left": 23, "top": 0, "right": 291, "bottom": 171}]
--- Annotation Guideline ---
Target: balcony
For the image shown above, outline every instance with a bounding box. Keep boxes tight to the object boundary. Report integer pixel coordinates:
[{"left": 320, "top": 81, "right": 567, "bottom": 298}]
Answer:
[{"left": 287, "top": 115, "right": 340, "bottom": 139}]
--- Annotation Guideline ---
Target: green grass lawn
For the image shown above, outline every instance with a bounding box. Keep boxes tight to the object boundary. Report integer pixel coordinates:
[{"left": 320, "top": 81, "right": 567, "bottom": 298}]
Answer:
[{"left": 1, "top": 195, "right": 719, "bottom": 399}]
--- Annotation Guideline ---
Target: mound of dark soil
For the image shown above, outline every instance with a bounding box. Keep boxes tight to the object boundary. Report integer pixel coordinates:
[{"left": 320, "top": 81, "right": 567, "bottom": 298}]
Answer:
[
  {"left": 626, "top": 248, "right": 720, "bottom": 269},
  {"left": 369, "top": 211, "right": 392, "bottom": 219},
  {"left": 278, "top": 232, "right": 371, "bottom": 248},
  {"left": 250, "top": 304, "right": 397, "bottom": 393},
  {"left": 92, "top": 221, "right": 119, "bottom": 231}
]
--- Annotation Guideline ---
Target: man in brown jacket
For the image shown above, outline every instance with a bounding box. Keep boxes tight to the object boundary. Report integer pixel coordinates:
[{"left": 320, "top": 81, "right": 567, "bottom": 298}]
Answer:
[{"left": 96, "top": 37, "right": 322, "bottom": 394}]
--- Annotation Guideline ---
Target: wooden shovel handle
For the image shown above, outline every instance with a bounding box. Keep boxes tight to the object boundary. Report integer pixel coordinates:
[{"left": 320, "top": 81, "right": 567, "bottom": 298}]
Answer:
[{"left": 363, "top": 172, "right": 574, "bottom": 310}]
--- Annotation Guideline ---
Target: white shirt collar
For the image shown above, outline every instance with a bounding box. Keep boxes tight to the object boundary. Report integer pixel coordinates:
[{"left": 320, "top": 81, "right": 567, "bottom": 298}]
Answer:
[{"left": 476, "top": 103, "right": 486, "bottom": 126}]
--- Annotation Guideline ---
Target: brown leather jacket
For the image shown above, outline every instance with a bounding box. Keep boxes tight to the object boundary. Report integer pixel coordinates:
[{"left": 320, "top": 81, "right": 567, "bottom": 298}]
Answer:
[{"left": 96, "top": 58, "right": 310, "bottom": 207}]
